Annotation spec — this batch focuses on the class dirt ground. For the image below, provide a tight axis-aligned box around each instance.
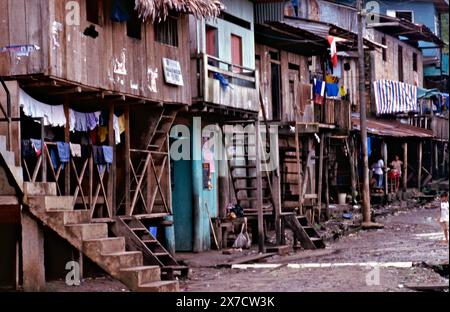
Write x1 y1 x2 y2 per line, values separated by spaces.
43 205 448 292
180 205 449 292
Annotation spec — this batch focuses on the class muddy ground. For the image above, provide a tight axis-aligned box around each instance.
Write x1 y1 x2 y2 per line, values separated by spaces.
43 204 449 292
180 205 449 292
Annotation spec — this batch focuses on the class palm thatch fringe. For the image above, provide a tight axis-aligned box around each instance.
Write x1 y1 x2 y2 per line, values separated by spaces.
135 0 224 22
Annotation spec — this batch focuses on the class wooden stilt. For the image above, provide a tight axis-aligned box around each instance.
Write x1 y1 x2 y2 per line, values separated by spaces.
255 122 265 253
418 141 423 191
64 98 70 196
317 133 324 223
124 107 131 216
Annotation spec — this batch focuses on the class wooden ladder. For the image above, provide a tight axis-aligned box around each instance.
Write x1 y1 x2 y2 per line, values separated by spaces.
282 213 325 250
224 125 274 217
118 107 178 216
112 216 189 280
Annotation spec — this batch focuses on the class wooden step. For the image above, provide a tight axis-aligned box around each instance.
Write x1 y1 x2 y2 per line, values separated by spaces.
27 196 74 212
84 237 126 255
24 182 57 196
137 280 179 292
101 251 143 271
66 223 108 240
47 210 91 225
119 266 161 287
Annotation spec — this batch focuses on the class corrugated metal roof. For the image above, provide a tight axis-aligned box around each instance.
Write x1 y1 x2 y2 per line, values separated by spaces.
351 117 433 138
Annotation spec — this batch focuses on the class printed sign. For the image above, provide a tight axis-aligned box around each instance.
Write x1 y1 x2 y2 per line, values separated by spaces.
162 58 184 86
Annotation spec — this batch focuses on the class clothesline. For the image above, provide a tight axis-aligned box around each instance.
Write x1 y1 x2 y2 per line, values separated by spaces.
19 87 124 145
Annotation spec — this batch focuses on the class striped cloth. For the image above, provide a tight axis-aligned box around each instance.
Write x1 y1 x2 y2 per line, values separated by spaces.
373 80 418 115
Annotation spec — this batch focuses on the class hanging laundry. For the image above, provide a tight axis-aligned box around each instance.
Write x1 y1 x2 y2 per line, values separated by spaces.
30 139 43 157
93 145 106 173
19 88 66 127
69 143 82 158
49 146 60 171
118 115 125 134
373 80 418 115
339 85 347 98
57 142 70 164
113 115 121 145
99 110 109 127
72 110 88 132
327 36 338 68
313 79 326 105
325 74 338 84
21 140 35 159
102 146 114 172
86 113 99 131
98 127 108 143
326 83 339 98
213 73 229 89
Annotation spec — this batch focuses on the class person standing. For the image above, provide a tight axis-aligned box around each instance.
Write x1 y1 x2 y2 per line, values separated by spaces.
438 192 449 244
372 155 384 190
390 155 403 192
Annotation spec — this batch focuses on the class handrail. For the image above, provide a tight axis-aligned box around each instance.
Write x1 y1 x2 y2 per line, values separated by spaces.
206 54 255 73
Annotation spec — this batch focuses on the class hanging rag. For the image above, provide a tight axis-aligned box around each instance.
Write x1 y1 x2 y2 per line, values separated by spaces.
19 88 65 127
57 142 70 164
21 140 35 158
339 85 347 98
327 35 338 68
98 126 108 143
86 113 99 131
99 110 109 127
102 145 114 172
92 145 106 173
118 115 125 134
213 72 229 89
373 79 418 115
326 83 339 98
113 115 121 145
73 111 88 132
69 143 82 158
49 146 60 171
313 79 326 105
30 139 43 157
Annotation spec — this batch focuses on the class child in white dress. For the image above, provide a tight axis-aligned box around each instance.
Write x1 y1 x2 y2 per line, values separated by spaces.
438 192 449 244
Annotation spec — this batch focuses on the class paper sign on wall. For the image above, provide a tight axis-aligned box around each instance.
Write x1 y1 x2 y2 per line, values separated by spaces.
162 58 184 86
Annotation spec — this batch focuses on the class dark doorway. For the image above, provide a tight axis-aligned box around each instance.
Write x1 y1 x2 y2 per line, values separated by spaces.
271 63 282 120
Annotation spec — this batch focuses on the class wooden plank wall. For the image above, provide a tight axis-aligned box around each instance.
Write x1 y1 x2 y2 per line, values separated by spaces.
0 0 191 105
255 43 310 122
0 0 49 77
369 29 424 88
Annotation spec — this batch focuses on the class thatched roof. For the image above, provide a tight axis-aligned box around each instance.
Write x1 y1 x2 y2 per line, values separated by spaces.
135 0 224 22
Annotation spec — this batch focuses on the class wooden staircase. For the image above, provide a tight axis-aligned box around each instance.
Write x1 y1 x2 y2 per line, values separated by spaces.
23 182 179 292
279 137 325 250
0 135 24 192
224 126 274 217
112 216 189 280
118 107 177 216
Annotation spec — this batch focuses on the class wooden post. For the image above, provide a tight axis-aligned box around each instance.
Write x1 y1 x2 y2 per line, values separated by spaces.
108 103 115 217
418 141 423 191
271 130 282 245
64 98 70 196
317 133 325 223
124 106 131 216
40 117 46 182
382 140 388 195
255 122 265 253
295 124 302 215
434 142 439 177
357 0 371 224
348 137 358 203
324 144 330 220
403 142 408 192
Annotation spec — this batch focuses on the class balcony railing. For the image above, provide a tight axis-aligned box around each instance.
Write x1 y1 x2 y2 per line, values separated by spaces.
197 54 259 112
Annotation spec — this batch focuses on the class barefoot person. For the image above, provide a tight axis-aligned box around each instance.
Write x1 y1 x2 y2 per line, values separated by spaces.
438 192 449 244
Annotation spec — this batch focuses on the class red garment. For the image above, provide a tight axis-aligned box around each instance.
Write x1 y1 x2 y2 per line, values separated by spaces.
327 35 338 68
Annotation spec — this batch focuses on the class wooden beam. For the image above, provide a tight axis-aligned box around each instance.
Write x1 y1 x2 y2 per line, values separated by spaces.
64 97 70 196
382 140 388 195
124 106 131 216
108 102 115 216
317 133 325 223
255 122 265 253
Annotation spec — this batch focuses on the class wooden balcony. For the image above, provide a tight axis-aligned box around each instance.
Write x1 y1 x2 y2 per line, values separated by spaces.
196 54 259 112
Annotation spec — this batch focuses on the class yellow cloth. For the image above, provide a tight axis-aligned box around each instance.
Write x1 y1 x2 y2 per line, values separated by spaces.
98 126 108 143
325 74 338 84
118 115 125 134
339 85 347 97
